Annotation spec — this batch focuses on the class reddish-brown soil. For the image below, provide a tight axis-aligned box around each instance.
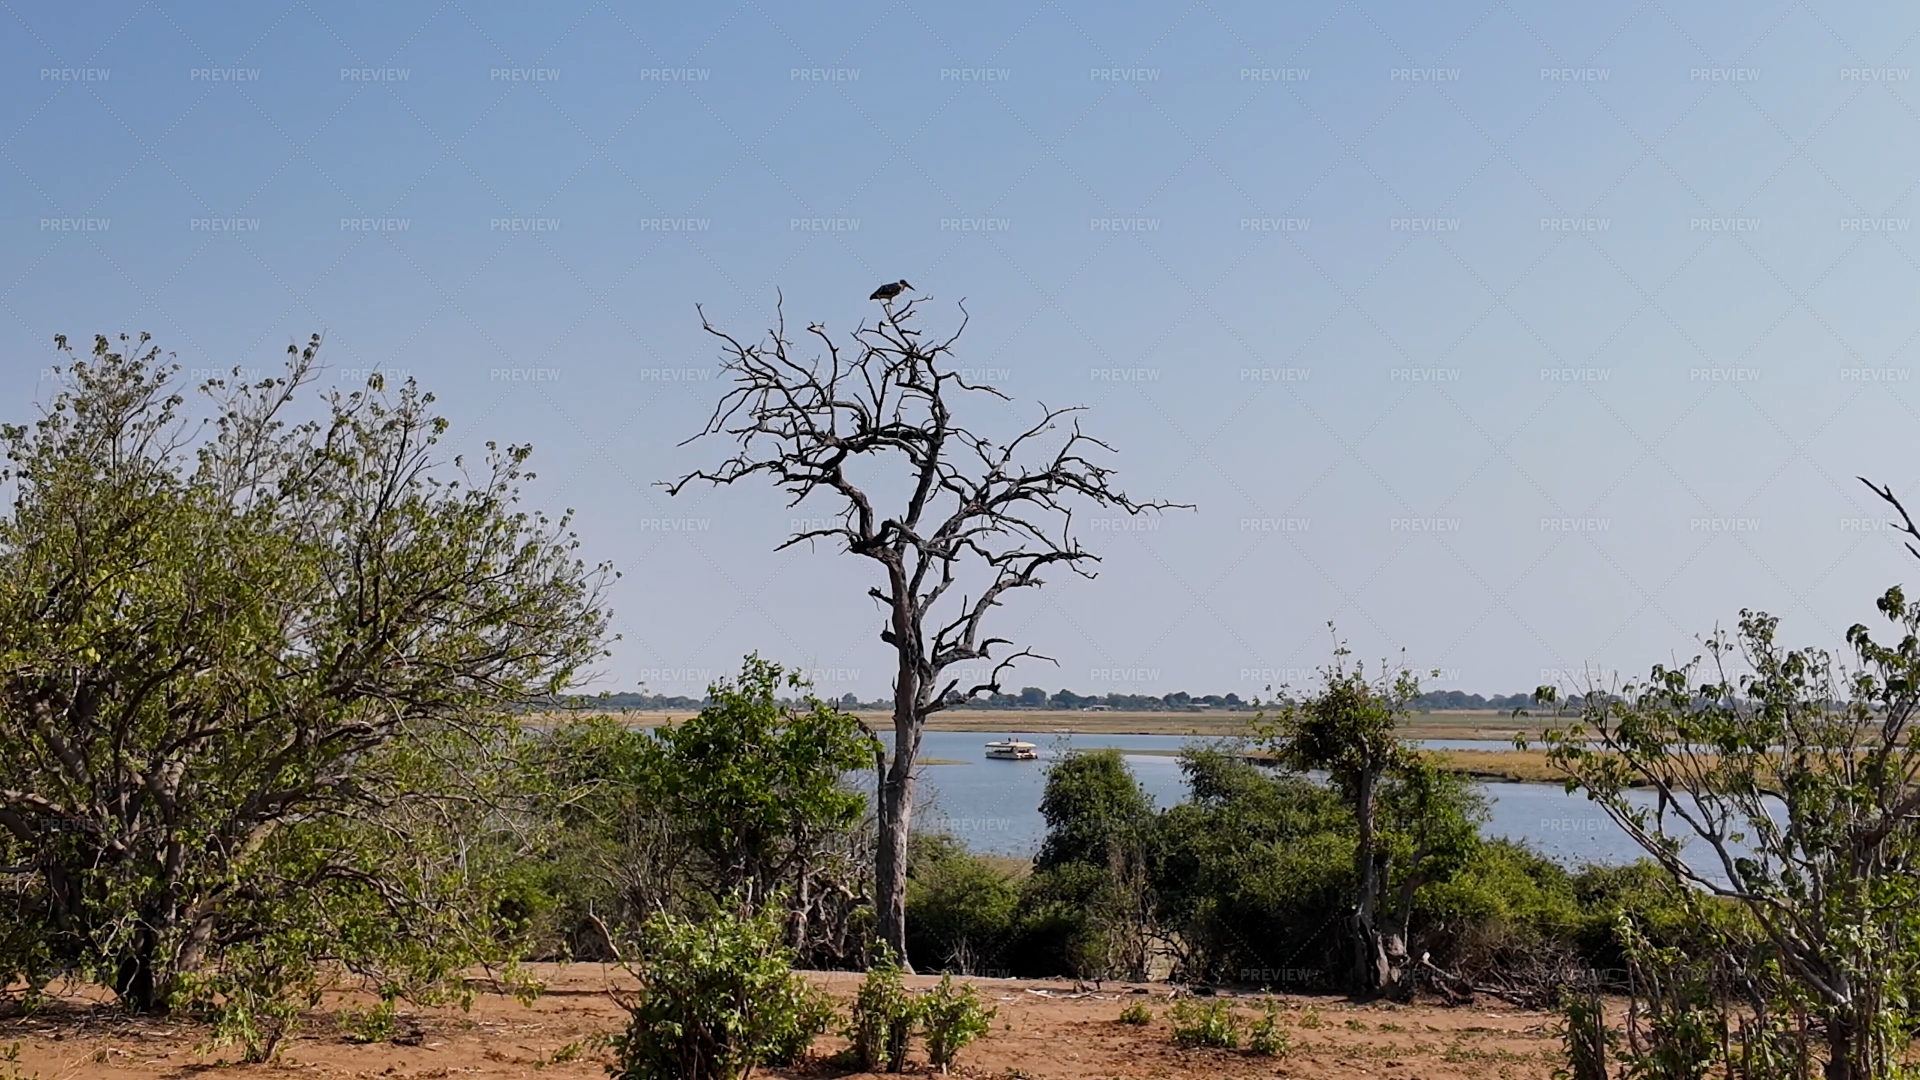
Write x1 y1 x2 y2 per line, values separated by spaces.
2 964 1572 1080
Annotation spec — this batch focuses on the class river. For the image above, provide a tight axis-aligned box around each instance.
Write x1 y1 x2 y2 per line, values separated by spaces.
896 731 1729 876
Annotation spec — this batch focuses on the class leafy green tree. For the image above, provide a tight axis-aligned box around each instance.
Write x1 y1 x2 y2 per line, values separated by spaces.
1377 756 1487 953
645 656 878 962
0 334 609 1013
1024 749 1159 979
1256 632 1424 993
521 716 667 959
1152 748 1354 984
1035 749 1155 872
1544 592 1920 1080
532 657 876 966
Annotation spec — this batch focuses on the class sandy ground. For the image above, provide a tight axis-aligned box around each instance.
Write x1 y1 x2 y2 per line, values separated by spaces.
2 964 1573 1080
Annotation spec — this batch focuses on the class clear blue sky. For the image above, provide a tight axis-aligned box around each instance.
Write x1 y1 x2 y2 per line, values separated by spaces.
6 0 1920 701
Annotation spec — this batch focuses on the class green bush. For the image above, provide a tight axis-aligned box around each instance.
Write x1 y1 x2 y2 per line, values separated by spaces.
2 1041 33 1080
1167 998 1240 1049
845 953 920 1073
0 883 52 1013
905 833 1021 974
1035 750 1156 871
179 936 323 1063
1008 863 1120 979
1117 1001 1153 1025
1555 987 1607 1080
533 660 879 970
1247 1000 1291 1057
1419 839 1577 928
1152 752 1354 983
1612 919 1723 1080
1011 750 1161 981
764 988 837 1068
339 998 399 1044
919 974 996 1070
610 904 828 1080
1567 859 1721 972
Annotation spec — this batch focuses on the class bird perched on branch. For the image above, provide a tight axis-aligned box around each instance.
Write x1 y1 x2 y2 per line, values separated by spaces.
869 279 913 302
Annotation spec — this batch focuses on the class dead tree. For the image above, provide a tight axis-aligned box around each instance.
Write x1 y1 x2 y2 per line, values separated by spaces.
666 292 1184 967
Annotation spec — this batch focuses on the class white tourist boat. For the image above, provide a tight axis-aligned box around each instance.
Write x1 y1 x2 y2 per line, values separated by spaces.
983 737 1038 761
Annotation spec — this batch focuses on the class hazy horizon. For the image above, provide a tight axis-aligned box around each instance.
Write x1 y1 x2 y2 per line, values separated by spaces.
8 0 1920 702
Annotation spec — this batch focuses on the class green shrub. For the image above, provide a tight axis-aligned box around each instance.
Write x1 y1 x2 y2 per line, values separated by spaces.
765 988 837 1068
1167 998 1240 1049
1614 920 1721 1080
1247 1001 1291 1057
1018 750 1160 981
340 997 398 1044
1117 1001 1153 1025
1036 750 1157 872
2 1041 35 1080
180 937 322 1064
0 899 52 1014
1555 988 1607 1080
529 661 879 969
919 974 996 1070
1009 864 1115 978
1417 840 1578 936
1151 753 1355 983
1567 859 1731 974
905 833 1021 974
610 904 829 1080
846 953 920 1073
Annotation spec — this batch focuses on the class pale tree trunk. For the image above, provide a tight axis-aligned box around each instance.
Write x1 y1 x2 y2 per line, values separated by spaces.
874 636 922 971
1351 767 1392 993
790 855 811 957
874 759 914 970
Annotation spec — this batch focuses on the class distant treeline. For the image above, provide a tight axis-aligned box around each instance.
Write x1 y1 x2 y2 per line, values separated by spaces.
535 686 1578 713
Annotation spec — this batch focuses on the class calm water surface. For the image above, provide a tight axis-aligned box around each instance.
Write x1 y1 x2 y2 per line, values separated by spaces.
892 730 1727 876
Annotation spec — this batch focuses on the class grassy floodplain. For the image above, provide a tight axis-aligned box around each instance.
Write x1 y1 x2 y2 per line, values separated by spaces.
541 707 1548 738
